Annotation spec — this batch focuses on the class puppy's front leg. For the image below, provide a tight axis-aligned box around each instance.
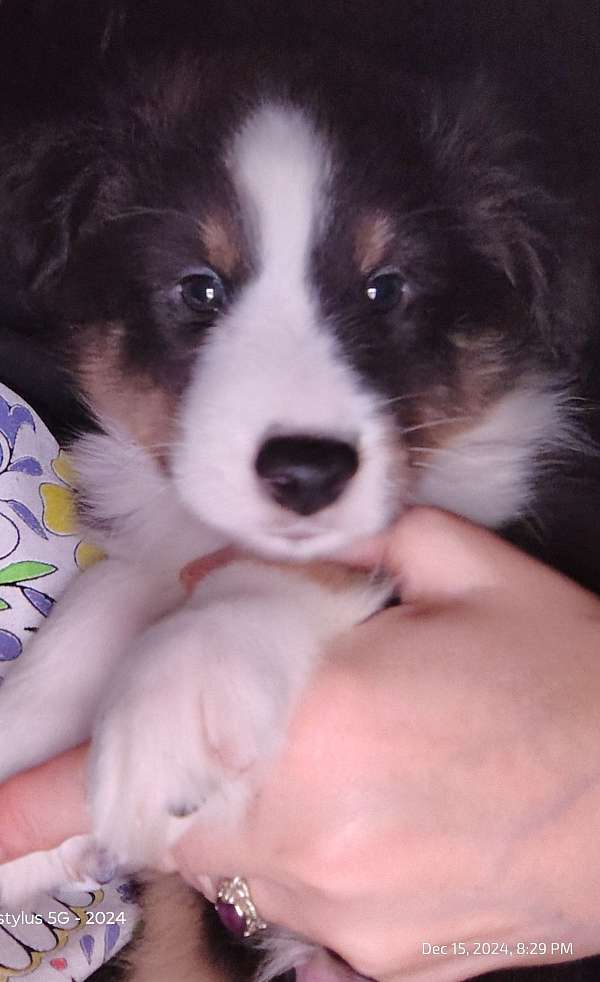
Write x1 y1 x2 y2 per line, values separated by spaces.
0 557 183 782
90 559 387 869
0 836 116 908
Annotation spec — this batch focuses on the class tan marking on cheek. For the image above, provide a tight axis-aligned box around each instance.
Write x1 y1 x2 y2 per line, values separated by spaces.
76 324 176 462
405 330 511 458
198 215 240 276
355 212 394 274
450 327 503 354
454 330 509 407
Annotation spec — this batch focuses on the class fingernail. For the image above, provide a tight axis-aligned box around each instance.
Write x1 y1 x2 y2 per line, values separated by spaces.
196 874 217 900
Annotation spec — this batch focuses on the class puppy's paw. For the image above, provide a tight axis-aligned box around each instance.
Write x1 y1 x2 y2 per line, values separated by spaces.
90 592 319 869
0 836 115 908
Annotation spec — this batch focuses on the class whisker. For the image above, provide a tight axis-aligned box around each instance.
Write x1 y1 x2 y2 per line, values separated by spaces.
401 415 472 436
400 202 452 222
409 444 477 459
107 206 188 223
408 447 465 457
376 391 428 410
519 512 546 546
563 397 600 417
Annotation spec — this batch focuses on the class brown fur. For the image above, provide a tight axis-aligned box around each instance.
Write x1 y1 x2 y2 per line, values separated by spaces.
77 327 176 459
404 327 515 458
354 212 394 274
199 215 242 278
125 876 226 982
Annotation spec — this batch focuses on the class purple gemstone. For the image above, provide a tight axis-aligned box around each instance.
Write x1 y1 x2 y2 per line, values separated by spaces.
216 901 245 937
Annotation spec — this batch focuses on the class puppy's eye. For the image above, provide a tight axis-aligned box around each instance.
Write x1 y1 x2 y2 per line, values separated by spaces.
365 271 409 312
180 270 226 315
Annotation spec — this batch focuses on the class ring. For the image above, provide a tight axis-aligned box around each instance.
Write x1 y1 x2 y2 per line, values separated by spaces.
215 875 267 938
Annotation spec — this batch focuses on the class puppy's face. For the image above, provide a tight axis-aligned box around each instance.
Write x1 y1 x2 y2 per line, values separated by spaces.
63 80 572 558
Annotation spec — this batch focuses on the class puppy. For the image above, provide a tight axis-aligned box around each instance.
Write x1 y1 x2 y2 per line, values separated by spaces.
0 46 599 982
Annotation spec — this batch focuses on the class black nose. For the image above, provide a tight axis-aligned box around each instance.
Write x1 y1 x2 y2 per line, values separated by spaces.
255 435 359 516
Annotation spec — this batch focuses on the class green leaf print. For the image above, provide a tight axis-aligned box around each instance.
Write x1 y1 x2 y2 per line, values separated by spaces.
0 561 57 585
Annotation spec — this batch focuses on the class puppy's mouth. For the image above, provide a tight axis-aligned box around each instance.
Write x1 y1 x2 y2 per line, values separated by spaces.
265 517 334 543
244 525 357 561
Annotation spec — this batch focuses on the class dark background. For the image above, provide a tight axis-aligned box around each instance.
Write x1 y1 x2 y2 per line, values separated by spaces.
1 0 599 436
0 0 598 153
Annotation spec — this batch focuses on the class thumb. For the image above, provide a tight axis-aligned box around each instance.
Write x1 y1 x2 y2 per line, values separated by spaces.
362 507 533 604
170 822 292 930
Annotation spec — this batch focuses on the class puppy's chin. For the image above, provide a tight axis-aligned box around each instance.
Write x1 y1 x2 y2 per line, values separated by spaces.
235 528 354 561
207 510 398 561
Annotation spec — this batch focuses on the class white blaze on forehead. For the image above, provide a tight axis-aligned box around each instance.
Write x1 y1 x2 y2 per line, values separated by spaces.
173 101 399 556
229 103 329 274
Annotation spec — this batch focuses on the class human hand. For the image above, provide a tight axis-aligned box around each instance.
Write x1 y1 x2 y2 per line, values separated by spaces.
172 508 600 982
3 509 600 982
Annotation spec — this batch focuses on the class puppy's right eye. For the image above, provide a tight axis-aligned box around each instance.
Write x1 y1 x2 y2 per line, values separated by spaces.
365 269 410 312
179 269 226 316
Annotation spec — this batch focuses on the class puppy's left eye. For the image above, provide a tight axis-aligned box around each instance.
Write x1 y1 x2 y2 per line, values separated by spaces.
179 269 226 315
365 270 409 312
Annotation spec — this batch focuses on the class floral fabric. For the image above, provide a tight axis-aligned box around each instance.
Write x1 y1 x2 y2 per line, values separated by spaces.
0 383 140 981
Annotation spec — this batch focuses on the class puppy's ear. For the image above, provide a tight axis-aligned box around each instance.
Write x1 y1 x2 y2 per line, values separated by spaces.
424 75 597 362
2 137 101 305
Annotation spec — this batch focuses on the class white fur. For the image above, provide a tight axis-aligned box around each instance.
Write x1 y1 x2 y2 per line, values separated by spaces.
0 836 115 907
90 561 387 869
0 559 184 784
229 103 330 272
414 383 576 526
174 104 403 558
256 931 318 982
70 422 227 566
0 546 385 905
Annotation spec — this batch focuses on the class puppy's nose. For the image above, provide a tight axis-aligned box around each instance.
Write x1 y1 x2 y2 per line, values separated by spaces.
255 435 359 516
